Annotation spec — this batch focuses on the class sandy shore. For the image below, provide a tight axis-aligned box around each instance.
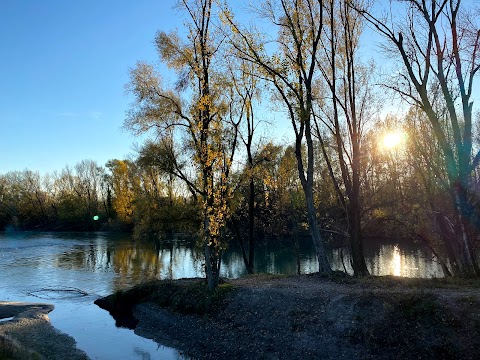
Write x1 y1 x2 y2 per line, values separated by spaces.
0 301 88 360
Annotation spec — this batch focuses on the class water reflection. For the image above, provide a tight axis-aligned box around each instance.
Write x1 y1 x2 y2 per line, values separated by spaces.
0 232 444 359
355 244 440 277
392 245 402 276
0 232 189 360
48 234 444 284
0 232 444 298
51 237 201 292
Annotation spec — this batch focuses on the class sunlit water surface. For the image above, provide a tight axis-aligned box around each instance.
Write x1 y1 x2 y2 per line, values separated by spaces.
0 231 444 359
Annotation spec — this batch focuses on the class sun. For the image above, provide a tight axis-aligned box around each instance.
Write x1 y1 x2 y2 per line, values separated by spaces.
381 130 406 150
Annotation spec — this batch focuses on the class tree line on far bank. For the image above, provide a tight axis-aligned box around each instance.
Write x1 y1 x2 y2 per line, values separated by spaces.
1 107 478 278
2 0 480 288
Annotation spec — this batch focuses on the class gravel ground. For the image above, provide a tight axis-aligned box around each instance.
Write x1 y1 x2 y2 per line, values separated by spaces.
3 275 480 360
128 275 480 360
0 302 88 360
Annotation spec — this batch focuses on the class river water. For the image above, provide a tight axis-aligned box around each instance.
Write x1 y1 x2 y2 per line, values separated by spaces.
0 231 444 359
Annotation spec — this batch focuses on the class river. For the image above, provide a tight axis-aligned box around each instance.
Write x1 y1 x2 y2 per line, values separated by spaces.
0 231 444 359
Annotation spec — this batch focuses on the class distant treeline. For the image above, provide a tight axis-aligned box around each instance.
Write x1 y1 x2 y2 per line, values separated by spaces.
2 124 477 269
0 158 198 235
2 139 396 239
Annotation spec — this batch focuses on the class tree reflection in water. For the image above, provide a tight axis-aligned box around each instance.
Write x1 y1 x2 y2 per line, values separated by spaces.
53 233 444 292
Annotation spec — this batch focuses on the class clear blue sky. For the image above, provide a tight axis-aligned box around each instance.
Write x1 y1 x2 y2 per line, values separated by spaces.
3 1 458 175
0 0 181 174
0 0 397 176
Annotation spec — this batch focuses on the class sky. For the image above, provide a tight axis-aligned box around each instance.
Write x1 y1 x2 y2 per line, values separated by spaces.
0 0 379 176
0 0 183 174
3 1 475 175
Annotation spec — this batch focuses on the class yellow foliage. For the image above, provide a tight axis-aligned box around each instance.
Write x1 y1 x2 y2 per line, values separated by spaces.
373 209 387 219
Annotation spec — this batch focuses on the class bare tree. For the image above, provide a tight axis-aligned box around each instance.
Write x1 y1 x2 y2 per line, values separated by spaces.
314 0 374 276
353 0 480 276
223 0 332 273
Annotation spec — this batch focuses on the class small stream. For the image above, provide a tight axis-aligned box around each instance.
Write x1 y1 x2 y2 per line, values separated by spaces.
0 231 444 359
0 232 188 359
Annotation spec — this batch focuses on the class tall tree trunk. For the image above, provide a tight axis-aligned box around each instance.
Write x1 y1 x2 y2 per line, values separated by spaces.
231 217 252 274
296 105 332 273
302 173 332 273
453 185 479 276
348 199 369 276
247 176 255 274
204 236 221 291
349 130 369 276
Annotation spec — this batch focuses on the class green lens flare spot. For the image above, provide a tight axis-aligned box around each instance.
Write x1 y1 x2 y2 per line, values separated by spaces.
93 215 99 221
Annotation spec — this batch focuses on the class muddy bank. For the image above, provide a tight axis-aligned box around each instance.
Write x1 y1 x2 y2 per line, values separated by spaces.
97 274 480 360
0 302 88 360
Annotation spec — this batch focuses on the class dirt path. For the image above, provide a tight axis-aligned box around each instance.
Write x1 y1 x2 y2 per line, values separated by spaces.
130 275 480 360
0 302 88 360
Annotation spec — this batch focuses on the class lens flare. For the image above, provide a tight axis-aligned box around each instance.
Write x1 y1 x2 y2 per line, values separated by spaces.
382 130 405 150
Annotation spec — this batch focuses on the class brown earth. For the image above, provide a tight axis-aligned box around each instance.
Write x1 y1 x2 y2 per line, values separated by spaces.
120 274 480 360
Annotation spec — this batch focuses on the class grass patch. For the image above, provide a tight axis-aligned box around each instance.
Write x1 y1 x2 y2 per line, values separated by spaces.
149 280 236 315
97 279 236 318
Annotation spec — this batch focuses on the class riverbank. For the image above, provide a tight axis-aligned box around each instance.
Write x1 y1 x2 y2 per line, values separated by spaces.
97 274 480 360
0 302 88 360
